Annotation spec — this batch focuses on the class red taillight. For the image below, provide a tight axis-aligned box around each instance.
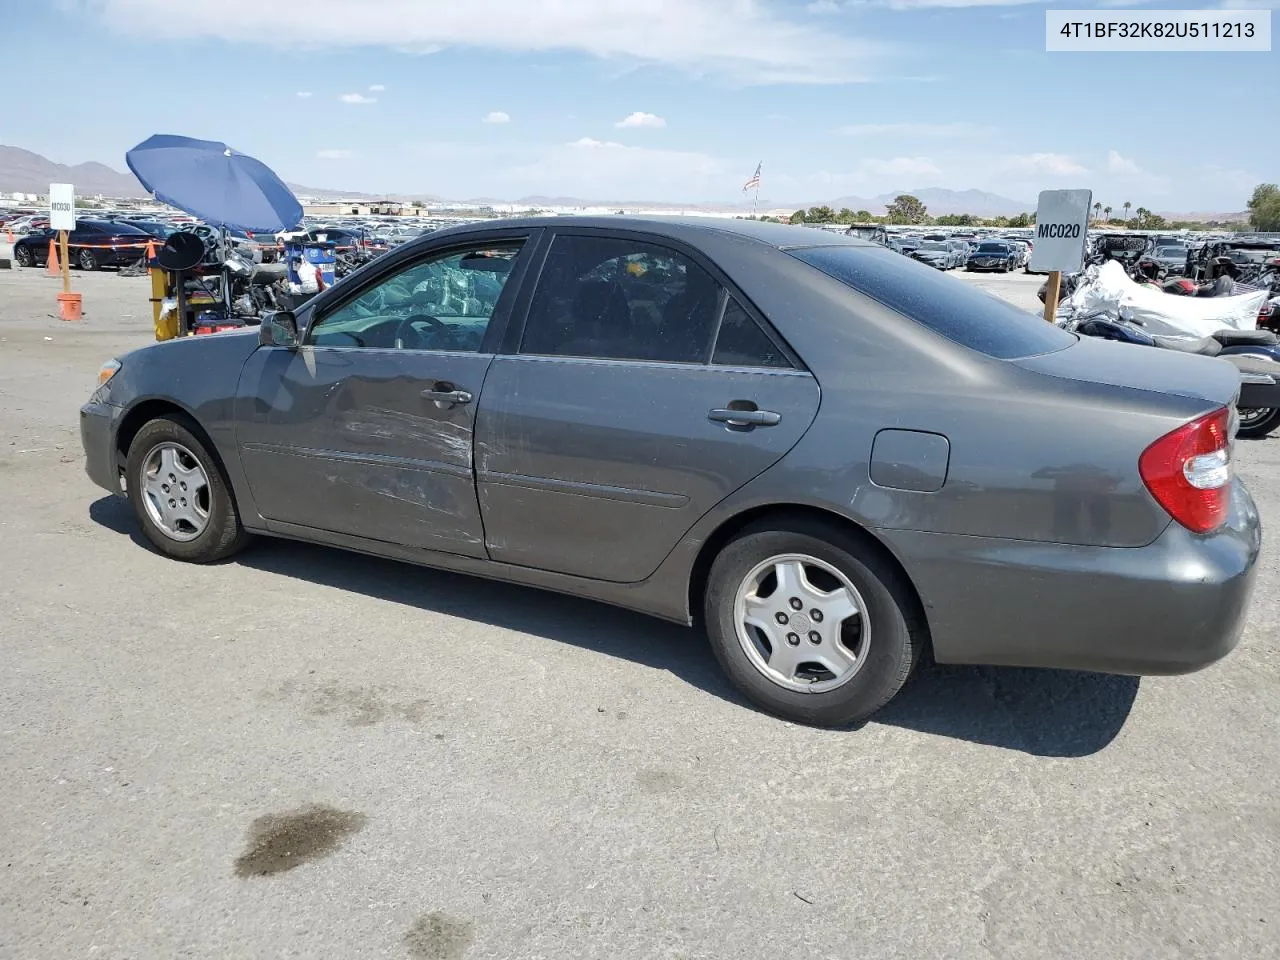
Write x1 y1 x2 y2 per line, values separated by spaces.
1139 407 1232 534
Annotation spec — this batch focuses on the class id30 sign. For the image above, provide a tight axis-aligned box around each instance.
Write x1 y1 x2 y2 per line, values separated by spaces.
1029 189 1092 273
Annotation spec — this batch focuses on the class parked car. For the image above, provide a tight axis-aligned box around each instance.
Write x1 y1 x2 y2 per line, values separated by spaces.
966 241 1018 272
1145 245 1191 278
80 217 1259 727
910 240 961 270
13 220 154 269
119 219 176 240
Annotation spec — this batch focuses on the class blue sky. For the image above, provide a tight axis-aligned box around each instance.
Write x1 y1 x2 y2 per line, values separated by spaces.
4 0 1275 211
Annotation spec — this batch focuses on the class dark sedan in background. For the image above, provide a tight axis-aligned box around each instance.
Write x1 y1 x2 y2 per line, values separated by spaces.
965 240 1018 272
80 217 1259 727
12 220 154 270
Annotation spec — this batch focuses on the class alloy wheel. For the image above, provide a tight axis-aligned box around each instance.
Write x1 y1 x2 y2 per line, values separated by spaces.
733 553 870 694
139 441 211 541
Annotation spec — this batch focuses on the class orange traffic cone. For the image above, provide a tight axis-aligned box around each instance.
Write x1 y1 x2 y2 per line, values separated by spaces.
46 238 60 276
4 228 14 242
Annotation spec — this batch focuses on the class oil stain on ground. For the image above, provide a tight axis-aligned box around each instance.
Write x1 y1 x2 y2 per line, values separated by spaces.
261 680 430 727
234 804 368 878
404 913 474 960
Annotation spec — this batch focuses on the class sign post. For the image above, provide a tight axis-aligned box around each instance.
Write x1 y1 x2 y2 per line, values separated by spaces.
1029 188 1091 323
49 183 76 295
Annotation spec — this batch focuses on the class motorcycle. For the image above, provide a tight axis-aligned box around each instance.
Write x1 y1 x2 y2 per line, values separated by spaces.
1063 313 1280 439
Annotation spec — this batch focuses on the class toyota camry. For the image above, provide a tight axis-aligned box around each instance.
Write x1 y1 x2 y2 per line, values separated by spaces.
80 217 1261 726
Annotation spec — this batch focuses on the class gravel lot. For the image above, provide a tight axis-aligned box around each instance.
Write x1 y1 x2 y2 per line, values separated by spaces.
1 256 1277 960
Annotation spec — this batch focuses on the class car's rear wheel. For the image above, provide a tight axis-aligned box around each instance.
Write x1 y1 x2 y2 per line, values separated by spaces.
703 522 924 727
125 416 250 562
13 244 34 267
77 248 98 271
1237 407 1280 439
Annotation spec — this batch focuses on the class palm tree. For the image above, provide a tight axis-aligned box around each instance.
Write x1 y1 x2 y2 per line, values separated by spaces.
1135 206 1149 229
1103 205 1112 222
1093 201 1101 223
1123 201 1131 224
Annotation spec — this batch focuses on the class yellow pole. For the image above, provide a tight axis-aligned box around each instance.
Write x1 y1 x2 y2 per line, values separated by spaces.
1042 270 1062 323
59 230 70 293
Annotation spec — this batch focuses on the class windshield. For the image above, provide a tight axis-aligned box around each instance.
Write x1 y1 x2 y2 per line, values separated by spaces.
791 245 1075 359
919 242 948 251
1156 247 1185 258
976 243 1008 253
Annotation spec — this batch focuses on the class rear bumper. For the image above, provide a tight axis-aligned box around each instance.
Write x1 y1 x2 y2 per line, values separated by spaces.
80 400 123 494
877 479 1261 675
1235 368 1280 409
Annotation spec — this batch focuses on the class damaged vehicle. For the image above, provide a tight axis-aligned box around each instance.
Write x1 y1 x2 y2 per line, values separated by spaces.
81 218 1260 727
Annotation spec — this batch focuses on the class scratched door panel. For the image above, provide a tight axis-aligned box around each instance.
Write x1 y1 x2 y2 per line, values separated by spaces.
235 346 491 556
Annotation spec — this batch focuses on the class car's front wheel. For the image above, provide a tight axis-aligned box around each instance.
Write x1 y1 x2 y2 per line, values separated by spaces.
13 244 34 267
703 522 924 727
77 248 98 270
125 416 250 562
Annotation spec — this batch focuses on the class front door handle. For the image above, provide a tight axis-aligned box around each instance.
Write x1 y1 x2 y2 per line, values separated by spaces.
421 385 473 405
708 407 781 427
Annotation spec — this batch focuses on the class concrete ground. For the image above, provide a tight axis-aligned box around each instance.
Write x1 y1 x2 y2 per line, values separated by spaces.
1 257 1276 960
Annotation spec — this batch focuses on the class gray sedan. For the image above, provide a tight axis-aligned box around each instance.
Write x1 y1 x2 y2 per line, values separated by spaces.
80 217 1260 727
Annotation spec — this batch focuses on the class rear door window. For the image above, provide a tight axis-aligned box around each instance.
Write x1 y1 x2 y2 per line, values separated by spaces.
520 234 721 364
791 245 1074 359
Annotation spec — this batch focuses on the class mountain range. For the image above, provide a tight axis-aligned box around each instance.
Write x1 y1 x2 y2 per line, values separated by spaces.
0 146 1249 222
0 146 374 202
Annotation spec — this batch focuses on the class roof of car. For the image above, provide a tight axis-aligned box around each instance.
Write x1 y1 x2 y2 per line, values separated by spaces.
433 215 876 250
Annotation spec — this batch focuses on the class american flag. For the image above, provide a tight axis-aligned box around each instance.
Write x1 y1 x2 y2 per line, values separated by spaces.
742 162 761 193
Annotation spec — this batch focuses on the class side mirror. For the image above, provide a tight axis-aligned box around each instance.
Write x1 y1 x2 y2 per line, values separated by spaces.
259 310 299 348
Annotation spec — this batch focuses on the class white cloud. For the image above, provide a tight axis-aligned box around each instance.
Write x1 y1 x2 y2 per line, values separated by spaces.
1003 153 1088 177
339 92 377 104
836 121 992 137
482 111 511 124
615 111 666 129
1107 149 1143 175
368 83 386 91
317 149 354 160
84 0 889 84
296 90 312 98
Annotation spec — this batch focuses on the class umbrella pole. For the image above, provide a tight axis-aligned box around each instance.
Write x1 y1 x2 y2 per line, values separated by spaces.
220 226 233 315
175 270 189 336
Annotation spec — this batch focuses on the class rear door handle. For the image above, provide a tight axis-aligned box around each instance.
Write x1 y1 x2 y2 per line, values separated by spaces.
708 408 781 427
421 386 473 405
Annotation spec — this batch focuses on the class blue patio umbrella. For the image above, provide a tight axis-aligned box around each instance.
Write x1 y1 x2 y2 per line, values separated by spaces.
125 134 303 233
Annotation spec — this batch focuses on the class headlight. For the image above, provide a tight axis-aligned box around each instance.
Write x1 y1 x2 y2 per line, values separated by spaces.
97 358 121 387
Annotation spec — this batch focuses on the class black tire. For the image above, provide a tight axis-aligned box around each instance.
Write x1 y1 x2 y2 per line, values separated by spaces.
77 248 98 271
1237 407 1280 440
125 415 250 562
703 520 925 727
13 244 34 267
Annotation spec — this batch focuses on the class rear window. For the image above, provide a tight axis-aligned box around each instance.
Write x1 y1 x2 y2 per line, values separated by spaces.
790 245 1075 360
